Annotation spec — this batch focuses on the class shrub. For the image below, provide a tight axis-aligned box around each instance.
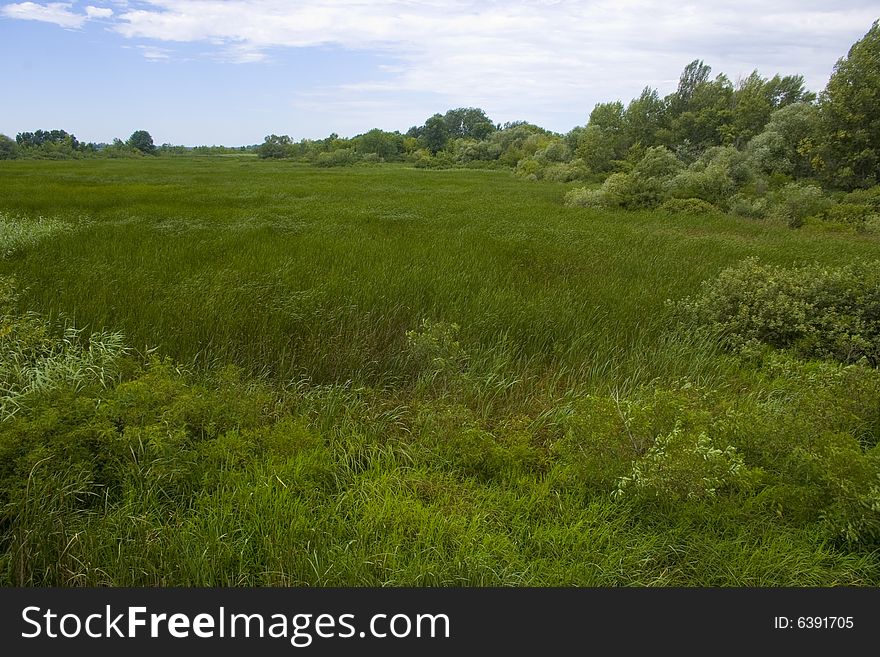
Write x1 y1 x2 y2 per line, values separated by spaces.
514 158 541 179
601 172 666 209
675 257 880 364
659 198 720 216
613 423 748 500
563 187 608 209
769 182 833 228
0 134 18 160
543 160 590 182
314 148 359 167
666 167 736 207
405 319 469 378
819 203 876 227
631 146 682 179
728 193 770 220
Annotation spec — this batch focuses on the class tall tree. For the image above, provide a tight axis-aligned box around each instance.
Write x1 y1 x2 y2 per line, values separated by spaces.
127 130 156 155
0 134 17 159
422 114 450 154
442 108 496 140
818 20 880 189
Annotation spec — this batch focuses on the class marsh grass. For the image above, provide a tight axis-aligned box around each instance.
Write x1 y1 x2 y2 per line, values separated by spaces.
0 157 879 586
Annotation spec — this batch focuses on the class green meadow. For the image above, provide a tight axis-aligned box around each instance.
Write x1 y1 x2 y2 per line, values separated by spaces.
1 157 879 585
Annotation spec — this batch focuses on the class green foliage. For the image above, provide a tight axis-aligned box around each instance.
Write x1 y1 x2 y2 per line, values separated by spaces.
0 134 17 160
675 257 880 364
574 124 618 174
422 114 450 154
818 20 880 189
614 423 748 500
563 186 607 208
659 198 720 216
769 182 832 227
442 108 496 140
127 130 156 155
314 148 359 167
256 134 294 159
405 319 468 378
746 103 821 178
353 129 404 161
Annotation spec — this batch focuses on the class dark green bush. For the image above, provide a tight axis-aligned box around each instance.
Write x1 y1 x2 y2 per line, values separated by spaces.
659 197 720 216
675 257 880 365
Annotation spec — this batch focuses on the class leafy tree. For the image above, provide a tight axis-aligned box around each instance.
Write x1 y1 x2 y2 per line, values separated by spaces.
574 125 618 174
727 72 814 148
354 128 404 160
818 20 880 189
746 103 820 178
0 134 17 159
622 87 669 148
127 130 156 155
422 114 450 154
668 60 712 116
442 108 496 140
256 134 293 159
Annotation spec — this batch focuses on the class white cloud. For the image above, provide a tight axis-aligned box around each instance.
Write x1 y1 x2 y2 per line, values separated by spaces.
85 5 112 19
2 1 877 130
104 1 879 112
137 44 169 60
1 2 86 28
1 2 114 27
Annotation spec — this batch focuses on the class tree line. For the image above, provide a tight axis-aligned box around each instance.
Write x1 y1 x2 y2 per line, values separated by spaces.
0 129 255 160
2 20 877 197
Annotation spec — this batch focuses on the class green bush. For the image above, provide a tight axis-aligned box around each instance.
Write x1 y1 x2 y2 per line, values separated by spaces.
613 422 748 500
659 198 720 216
819 203 876 227
314 148 359 167
728 193 771 220
769 182 833 228
675 257 880 364
563 186 608 209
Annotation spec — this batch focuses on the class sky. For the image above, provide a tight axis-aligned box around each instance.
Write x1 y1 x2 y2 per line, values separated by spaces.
0 1 877 146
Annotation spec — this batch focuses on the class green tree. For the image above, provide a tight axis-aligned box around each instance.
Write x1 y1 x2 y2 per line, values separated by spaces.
422 114 450 154
818 20 880 189
442 108 496 140
354 128 404 160
746 103 820 178
622 87 669 149
127 130 156 155
256 134 293 159
0 134 18 160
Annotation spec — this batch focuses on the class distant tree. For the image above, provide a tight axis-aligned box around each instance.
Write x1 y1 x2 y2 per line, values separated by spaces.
818 20 880 189
0 134 17 159
622 87 669 149
256 134 293 159
127 130 156 155
746 102 820 178
422 114 450 154
16 129 79 149
668 60 713 116
574 124 618 174
354 128 404 160
442 107 496 140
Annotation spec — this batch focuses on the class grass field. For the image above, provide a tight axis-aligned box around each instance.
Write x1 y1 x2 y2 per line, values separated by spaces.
1 157 879 585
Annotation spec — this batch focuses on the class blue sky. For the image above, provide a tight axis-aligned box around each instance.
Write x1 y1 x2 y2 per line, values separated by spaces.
1 1 877 146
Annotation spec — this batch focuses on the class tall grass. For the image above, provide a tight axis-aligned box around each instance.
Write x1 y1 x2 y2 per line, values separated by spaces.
0 157 879 586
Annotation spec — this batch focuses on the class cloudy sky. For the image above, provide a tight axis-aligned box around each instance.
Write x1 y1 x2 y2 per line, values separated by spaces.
0 1 876 145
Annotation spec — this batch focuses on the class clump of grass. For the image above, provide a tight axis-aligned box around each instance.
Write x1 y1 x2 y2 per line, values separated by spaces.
0 277 128 420
0 211 81 258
